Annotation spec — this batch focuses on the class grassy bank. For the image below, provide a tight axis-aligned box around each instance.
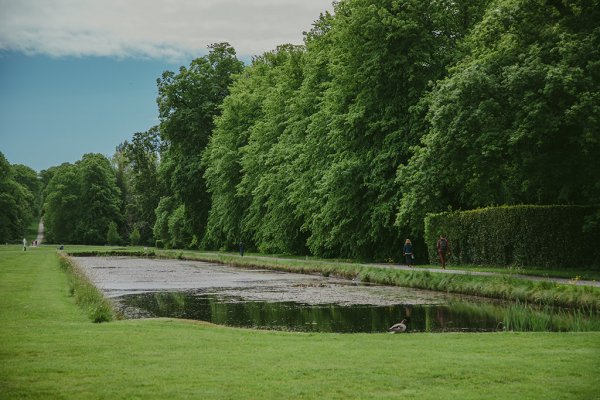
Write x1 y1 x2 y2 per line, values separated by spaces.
57 252 114 322
1 245 599 399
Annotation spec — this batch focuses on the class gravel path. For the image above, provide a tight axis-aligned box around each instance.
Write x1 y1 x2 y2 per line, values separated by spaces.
199 252 600 288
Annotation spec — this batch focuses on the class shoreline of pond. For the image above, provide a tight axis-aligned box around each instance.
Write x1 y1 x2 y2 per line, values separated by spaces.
66 253 600 332
66 249 600 310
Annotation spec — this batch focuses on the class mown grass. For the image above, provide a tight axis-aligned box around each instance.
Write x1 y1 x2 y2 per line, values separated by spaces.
64 246 600 310
1 245 600 399
57 252 115 322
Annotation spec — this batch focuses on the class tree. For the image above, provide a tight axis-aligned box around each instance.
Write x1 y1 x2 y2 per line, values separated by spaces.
122 126 162 245
397 0 600 237
235 45 308 254
298 0 486 259
43 163 80 243
0 152 32 242
12 164 41 218
75 154 122 244
157 43 244 247
106 221 122 245
129 227 141 246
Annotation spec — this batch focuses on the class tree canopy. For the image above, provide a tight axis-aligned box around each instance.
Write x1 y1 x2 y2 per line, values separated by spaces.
32 0 600 260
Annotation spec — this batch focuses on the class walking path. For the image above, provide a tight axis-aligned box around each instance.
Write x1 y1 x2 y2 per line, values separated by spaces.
370 263 600 288
35 218 44 245
199 252 600 288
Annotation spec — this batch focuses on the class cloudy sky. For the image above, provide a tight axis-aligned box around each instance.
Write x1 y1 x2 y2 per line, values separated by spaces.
0 0 334 171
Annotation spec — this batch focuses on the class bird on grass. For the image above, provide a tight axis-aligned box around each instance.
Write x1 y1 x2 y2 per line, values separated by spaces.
389 319 408 333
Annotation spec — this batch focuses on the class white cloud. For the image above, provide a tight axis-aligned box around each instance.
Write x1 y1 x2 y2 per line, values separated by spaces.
0 0 334 59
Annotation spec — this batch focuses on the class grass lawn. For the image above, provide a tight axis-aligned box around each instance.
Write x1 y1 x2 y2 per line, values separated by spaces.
1 245 599 399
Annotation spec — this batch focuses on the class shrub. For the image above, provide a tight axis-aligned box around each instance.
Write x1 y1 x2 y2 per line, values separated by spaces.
155 240 164 249
129 228 141 246
106 221 122 245
424 205 600 269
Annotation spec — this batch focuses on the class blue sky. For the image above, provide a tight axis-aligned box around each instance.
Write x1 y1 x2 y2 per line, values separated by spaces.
0 0 333 172
0 52 181 171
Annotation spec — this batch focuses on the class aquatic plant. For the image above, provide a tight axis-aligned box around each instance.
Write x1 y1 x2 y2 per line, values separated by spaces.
503 301 600 332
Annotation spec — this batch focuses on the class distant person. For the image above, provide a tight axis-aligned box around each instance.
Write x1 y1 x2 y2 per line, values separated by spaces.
437 235 450 269
403 239 414 267
22 238 27 251
239 241 244 257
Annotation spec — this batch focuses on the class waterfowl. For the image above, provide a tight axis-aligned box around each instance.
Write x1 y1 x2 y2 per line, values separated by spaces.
389 319 408 333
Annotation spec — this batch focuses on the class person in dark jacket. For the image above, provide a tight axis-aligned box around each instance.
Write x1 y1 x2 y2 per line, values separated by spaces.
403 239 414 267
239 241 244 257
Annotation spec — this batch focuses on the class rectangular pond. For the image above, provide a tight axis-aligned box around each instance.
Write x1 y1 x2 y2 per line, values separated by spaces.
74 256 600 333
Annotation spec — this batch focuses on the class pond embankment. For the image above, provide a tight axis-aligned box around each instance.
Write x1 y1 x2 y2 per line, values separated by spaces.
68 254 600 332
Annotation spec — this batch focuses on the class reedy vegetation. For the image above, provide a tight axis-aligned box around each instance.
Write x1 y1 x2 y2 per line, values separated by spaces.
36 0 600 265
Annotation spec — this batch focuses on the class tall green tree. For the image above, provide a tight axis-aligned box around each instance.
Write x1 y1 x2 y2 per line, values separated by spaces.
11 164 41 218
43 154 122 244
157 43 244 247
75 154 122 244
202 57 271 250
397 0 600 237
300 0 486 259
43 163 80 243
236 45 308 254
122 126 162 245
0 152 32 242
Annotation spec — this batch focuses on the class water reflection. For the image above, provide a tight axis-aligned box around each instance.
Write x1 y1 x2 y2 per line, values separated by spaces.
116 291 512 333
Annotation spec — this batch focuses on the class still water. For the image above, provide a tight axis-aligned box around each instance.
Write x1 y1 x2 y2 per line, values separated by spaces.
75 256 598 333
116 291 511 333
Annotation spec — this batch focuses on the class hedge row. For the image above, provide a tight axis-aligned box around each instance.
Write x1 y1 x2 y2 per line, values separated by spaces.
424 205 600 269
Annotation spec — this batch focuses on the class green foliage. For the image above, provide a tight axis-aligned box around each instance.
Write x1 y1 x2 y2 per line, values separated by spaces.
0 152 36 242
167 204 193 249
397 0 600 236
121 126 162 245
425 205 600 269
157 43 244 244
106 221 122 245
129 227 141 246
43 154 122 245
76 154 122 244
202 1 486 259
301 0 486 260
11 163 41 218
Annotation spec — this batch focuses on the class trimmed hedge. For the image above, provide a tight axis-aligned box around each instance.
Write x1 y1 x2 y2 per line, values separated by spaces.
424 205 600 269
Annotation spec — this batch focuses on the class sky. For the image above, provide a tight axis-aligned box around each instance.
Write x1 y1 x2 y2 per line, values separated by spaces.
0 0 334 172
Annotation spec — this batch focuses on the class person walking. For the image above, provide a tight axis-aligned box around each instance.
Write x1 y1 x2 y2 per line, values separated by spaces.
239 241 244 257
403 239 414 267
437 235 450 269
22 237 27 251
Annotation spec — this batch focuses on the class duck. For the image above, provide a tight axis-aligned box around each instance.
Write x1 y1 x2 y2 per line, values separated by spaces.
389 319 408 333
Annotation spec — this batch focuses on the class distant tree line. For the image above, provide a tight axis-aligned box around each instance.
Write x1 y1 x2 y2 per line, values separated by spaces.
35 0 599 260
0 152 40 243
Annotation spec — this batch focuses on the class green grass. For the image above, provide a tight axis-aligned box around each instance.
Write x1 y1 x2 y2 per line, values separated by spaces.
57 253 115 322
1 245 600 399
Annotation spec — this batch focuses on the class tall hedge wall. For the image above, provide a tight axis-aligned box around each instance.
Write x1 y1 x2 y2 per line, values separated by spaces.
424 205 600 269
